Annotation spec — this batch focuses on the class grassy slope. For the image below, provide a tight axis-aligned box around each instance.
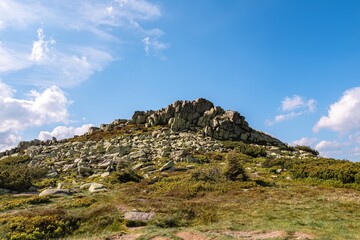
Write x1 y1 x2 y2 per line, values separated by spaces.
1 132 360 239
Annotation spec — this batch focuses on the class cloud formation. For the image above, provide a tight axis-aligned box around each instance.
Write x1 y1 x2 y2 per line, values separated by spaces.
314 87 360 133
0 82 70 150
266 95 316 125
0 0 166 87
291 137 317 147
38 124 93 141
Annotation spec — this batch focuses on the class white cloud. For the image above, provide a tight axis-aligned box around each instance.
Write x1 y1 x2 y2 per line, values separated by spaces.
0 83 70 150
38 124 93 141
266 95 316 125
0 131 21 152
142 37 150 55
291 137 317 146
29 28 56 63
314 87 360 133
0 0 166 87
314 140 347 158
0 0 42 29
0 44 31 73
315 140 343 151
281 95 316 112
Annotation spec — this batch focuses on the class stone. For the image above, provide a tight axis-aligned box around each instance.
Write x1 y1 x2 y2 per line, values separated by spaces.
124 211 156 222
78 166 93 175
39 188 71 197
89 183 107 193
160 160 175 171
0 188 11 195
101 172 110 177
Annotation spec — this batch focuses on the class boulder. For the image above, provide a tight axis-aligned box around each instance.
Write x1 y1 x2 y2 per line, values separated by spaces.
39 188 71 197
160 160 175 171
124 211 156 222
89 183 107 193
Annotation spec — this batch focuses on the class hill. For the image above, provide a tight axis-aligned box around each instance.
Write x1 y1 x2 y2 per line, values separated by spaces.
0 98 360 239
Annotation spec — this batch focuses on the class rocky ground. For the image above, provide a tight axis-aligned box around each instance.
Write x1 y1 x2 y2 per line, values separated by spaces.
3 98 351 240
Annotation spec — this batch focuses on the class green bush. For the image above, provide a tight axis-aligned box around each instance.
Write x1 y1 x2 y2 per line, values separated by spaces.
114 169 143 183
4 212 79 239
0 156 47 192
295 145 319 156
191 165 222 182
223 141 267 157
263 157 360 186
224 152 247 181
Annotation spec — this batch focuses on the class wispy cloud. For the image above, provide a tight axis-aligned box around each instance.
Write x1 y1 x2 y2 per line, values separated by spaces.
291 137 317 147
266 95 316 125
0 0 166 87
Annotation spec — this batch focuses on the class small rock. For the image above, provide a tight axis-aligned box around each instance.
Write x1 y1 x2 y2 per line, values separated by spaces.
124 211 156 222
89 183 107 193
101 172 110 177
39 188 71 197
159 160 174 171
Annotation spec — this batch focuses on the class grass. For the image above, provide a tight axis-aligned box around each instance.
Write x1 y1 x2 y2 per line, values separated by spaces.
2 134 360 239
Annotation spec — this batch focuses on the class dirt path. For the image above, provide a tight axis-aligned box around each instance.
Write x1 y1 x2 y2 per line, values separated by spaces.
212 230 314 239
176 231 211 240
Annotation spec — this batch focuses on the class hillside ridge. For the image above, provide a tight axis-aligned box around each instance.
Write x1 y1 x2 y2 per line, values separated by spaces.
0 98 286 158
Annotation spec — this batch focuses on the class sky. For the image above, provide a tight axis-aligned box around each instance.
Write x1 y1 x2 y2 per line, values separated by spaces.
1 0 360 161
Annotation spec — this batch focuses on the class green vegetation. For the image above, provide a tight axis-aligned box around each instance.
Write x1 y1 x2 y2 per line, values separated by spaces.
223 141 267 157
263 157 360 187
0 156 47 192
2 137 360 239
1 209 79 240
294 145 320 156
224 152 247 181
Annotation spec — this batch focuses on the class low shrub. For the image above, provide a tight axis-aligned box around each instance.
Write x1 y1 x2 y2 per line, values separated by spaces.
114 169 143 183
0 156 47 192
4 211 79 239
224 152 247 181
295 145 319 156
223 141 267 157
191 165 222 182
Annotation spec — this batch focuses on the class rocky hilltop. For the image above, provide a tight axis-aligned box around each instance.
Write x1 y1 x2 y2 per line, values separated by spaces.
0 98 328 240
97 98 285 147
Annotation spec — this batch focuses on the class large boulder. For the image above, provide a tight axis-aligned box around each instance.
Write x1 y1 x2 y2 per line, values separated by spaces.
39 188 71 197
130 98 286 147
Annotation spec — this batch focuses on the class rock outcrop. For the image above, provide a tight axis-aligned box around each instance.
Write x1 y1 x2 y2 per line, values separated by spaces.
131 98 285 147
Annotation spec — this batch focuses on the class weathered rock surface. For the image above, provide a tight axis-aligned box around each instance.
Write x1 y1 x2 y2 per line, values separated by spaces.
124 211 156 222
131 98 285 147
39 188 71 197
2 99 311 182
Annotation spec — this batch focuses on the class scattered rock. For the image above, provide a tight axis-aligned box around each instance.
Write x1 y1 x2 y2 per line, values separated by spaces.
159 160 175 171
39 188 71 197
124 211 156 222
89 183 107 193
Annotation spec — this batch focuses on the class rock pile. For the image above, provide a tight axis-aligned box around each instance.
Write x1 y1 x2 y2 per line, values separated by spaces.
131 98 285 147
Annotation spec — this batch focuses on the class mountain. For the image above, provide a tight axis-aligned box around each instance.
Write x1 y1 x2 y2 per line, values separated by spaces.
1 98 360 239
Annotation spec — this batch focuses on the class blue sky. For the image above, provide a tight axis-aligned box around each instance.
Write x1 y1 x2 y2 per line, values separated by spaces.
1 0 360 160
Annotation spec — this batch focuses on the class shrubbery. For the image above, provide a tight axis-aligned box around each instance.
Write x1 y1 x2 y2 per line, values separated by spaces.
294 145 319 156
263 157 360 185
223 141 267 157
0 156 47 192
191 165 222 182
3 210 79 239
114 169 143 183
224 152 247 181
